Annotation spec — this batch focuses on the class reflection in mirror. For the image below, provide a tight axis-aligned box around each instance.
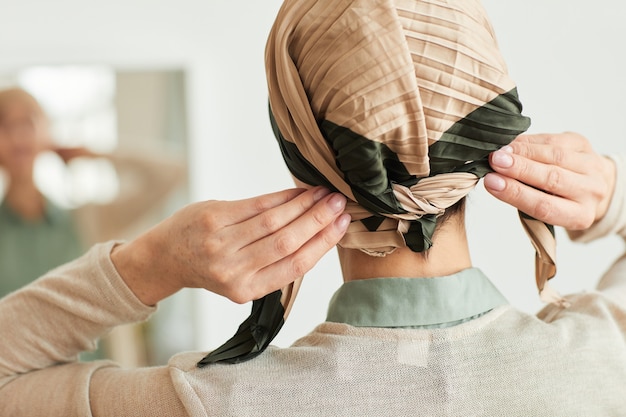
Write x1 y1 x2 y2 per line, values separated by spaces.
0 66 192 366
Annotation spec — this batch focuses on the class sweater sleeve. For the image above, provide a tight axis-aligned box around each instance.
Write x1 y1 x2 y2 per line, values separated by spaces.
567 154 626 243
567 154 626 304
0 241 183 416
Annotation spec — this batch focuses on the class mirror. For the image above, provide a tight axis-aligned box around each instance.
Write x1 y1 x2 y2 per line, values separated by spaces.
0 66 191 365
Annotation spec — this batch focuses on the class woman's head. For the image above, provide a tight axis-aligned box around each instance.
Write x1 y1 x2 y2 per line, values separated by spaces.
0 88 49 180
267 0 530 256
198 0 549 366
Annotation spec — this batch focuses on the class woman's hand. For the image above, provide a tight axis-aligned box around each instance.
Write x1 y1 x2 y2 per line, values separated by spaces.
51 146 97 163
484 132 616 230
111 187 350 306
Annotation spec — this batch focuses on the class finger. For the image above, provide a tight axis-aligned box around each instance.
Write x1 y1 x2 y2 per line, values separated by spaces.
504 142 595 175
195 188 333 274
484 173 591 228
229 187 333 247
489 148 592 197
246 213 351 300
219 187 316 226
512 132 590 152
238 193 347 273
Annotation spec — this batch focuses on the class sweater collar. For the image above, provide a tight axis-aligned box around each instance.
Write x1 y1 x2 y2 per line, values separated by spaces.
326 268 507 328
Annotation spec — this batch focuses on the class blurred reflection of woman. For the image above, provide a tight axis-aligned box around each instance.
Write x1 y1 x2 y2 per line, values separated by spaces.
0 87 185 297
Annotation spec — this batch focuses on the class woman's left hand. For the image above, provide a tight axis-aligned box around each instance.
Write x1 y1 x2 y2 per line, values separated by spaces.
484 132 616 230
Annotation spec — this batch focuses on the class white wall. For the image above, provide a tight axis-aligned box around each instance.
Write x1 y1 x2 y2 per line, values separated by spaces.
476 0 626 312
2 1 624 351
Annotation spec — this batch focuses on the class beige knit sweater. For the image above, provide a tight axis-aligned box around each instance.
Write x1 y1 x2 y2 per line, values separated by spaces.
1 155 625 417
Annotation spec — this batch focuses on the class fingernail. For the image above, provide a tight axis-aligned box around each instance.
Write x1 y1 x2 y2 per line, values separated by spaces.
313 187 331 201
335 213 351 231
328 193 347 213
484 173 506 191
492 149 513 168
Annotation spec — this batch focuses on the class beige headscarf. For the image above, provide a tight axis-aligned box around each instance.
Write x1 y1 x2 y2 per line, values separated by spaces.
198 0 565 367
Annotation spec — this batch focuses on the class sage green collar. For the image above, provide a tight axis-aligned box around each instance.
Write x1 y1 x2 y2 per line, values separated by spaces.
326 268 507 329
0 198 62 225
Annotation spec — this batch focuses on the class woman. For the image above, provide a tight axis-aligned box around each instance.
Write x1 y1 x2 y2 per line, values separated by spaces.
1 1 625 416
0 88 82 293
0 87 185 297
0 87 186 365
0 138 621 416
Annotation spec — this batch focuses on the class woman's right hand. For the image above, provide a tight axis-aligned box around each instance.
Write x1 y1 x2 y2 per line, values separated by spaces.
484 132 616 230
51 146 97 163
111 187 350 306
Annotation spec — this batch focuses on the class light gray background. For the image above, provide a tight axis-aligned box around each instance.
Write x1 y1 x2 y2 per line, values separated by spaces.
1 1 624 350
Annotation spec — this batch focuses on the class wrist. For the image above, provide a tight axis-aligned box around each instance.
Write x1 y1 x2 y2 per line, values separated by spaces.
596 156 617 223
568 154 624 243
110 228 179 306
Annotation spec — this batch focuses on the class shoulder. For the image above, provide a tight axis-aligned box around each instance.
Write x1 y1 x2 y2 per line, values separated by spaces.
536 291 626 339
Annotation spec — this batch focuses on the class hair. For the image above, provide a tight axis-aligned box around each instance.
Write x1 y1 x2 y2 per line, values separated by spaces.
438 197 466 225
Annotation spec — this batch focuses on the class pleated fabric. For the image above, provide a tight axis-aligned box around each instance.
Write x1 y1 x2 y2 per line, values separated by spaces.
267 0 531 254
198 0 565 367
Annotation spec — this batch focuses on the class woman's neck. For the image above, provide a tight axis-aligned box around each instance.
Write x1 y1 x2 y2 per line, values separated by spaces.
338 214 471 281
4 178 45 221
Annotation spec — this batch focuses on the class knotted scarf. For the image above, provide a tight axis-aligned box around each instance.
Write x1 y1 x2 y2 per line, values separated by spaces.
198 0 566 367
